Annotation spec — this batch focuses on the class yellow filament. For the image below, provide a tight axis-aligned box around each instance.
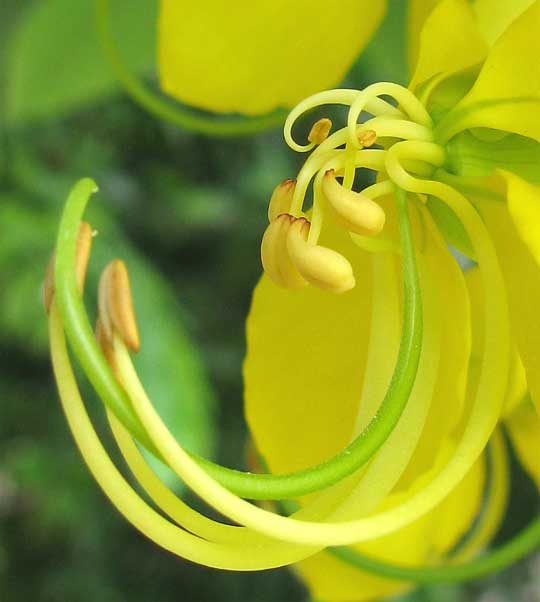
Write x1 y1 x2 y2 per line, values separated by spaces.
347 83 433 149
49 302 321 569
284 89 403 152
333 238 442 518
451 428 509 562
291 150 386 216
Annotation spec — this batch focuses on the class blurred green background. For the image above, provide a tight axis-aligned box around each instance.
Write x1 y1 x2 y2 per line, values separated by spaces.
0 1 538 600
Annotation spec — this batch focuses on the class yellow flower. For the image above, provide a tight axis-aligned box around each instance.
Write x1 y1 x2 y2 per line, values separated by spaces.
243 0 540 598
157 0 387 115
45 1 540 601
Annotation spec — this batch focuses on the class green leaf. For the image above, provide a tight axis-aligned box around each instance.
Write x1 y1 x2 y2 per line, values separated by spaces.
0 196 216 483
4 0 157 125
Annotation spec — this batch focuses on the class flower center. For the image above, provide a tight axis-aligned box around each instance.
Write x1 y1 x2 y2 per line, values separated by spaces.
261 83 447 293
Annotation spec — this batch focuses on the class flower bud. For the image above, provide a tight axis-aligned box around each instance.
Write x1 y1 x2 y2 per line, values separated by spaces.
286 218 355 293
261 214 308 289
268 179 296 222
322 170 385 236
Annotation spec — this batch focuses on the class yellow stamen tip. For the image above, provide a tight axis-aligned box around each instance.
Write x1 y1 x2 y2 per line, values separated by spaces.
286 218 355 294
268 178 296 222
357 129 377 148
261 214 308 289
308 118 332 145
43 221 94 314
322 170 385 236
98 259 140 352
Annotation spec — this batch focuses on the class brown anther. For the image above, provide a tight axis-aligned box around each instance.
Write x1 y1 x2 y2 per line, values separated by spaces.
308 118 332 145
286 217 355 294
261 213 308 289
43 221 94 314
98 259 140 352
95 316 117 371
268 178 296 222
357 129 377 148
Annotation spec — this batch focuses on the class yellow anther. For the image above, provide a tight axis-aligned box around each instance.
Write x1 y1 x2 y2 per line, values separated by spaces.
98 259 140 352
308 118 332 145
267 178 296 222
286 217 355 294
261 214 308 289
357 129 377 148
322 170 386 236
43 221 93 314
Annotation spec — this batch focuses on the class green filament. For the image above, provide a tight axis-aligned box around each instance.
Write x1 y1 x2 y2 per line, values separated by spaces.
329 520 540 584
53 178 422 500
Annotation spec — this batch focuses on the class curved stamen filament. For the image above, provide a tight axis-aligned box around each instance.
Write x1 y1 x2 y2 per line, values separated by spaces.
347 82 433 149
291 149 386 216
284 88 404 152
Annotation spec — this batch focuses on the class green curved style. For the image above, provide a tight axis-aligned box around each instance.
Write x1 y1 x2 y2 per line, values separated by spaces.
54 178 422 500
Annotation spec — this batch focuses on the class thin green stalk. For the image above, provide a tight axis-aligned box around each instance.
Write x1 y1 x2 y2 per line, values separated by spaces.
95 0 286 136
329 519 540 584
54 179 422 500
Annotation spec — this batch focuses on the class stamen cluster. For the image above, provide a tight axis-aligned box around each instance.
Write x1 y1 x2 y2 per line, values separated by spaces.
261 83 442 293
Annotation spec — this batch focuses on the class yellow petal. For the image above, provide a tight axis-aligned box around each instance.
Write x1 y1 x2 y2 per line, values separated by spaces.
158 0 387 116
296 455 485 602
407 0 439 75
506 399 540 485
399 205 471 482
244 219 373 474
502 171 540 267
410 0 488 92
473 0 536 46
474 187 540 418
437 1 540 141
465 265 527 417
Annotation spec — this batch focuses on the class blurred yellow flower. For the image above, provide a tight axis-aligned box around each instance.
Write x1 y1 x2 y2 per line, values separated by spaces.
244 0 540 598
157 0 387 115
46 2 540 601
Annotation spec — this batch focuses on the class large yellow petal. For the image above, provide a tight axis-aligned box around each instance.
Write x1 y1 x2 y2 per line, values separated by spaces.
437 1 540 141
243 219 373 474
398 204 470 483
474 188 540 417
158 0 386 116
502 170 540 267
409 0 487 92
506 399 540 485
465 266 527 418
407 0 439 75
473 0 536 46
296 455 485 602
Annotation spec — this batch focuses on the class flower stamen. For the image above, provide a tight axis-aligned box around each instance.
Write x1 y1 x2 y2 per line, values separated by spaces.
97 259 140 352
322 169 386 236
261 214 308 289
308 118 332 145
286 217 355 293
43 221 94 314
267 178 296 222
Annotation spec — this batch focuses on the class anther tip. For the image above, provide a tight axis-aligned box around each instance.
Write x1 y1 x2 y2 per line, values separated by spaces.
308 118 332 145
358 129 377 148
98 259 140 353
43 220 94 315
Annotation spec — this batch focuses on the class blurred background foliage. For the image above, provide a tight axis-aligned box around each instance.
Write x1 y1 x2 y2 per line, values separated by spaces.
0 1 537 601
